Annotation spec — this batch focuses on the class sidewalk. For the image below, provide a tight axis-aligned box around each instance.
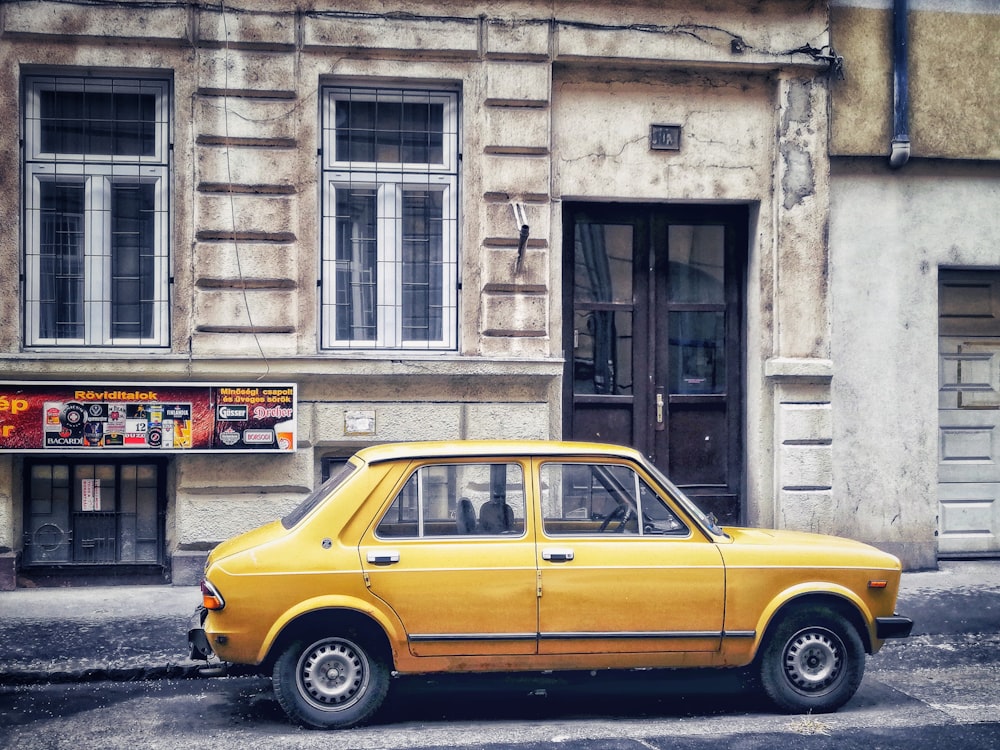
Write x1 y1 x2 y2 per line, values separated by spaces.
0 584 203 684
1 561 998 685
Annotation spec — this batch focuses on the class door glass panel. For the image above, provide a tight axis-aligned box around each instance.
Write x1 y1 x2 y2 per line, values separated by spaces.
376 463 525 537
573 310 633 395
574 224 633 303
668 225 725 304
26 465 71 564
134 464 160 563
668 311 726 394
73 464 117 563
118 464 160 563
540 462 684 536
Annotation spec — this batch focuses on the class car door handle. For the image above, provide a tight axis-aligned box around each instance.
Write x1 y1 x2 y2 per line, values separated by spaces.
366 551 400 565
541 548 574 562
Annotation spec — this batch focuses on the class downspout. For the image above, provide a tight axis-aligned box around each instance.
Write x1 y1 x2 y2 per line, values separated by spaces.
889 0 911 168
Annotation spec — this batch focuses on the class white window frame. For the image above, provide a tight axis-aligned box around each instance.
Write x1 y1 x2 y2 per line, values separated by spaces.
23 74 171 349
24 76 170 164
320 85 459 351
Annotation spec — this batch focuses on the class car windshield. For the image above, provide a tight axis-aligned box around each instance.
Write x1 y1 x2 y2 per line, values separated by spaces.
281 459 360 529
641 460 730 538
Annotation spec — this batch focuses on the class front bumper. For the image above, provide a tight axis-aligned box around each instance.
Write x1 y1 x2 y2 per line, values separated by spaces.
187 606 214 661
875 614 914 639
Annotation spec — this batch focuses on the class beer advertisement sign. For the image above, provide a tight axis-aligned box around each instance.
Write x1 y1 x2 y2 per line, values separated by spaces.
0 383 296 453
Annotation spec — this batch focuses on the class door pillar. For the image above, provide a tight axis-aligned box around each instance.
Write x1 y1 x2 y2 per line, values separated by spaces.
765 358 833 533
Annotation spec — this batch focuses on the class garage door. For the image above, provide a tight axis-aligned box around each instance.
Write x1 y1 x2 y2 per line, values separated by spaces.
938 271 1000 556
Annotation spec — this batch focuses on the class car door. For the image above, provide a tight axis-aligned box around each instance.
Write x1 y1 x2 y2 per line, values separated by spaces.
534 459 725 655
359 460 538 657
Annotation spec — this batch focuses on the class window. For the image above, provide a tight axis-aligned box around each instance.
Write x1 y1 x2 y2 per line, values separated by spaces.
320 86 459 350
23 74 171 347
376 463 525 537
23 459 166 566
282 459 359 530
540 462 686 536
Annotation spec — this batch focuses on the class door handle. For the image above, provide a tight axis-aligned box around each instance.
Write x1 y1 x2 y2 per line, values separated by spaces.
541 548 575 562
655 387 665 431
366 551 400 565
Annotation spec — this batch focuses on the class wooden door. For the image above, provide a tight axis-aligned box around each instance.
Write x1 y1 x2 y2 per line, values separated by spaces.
563 204 746 523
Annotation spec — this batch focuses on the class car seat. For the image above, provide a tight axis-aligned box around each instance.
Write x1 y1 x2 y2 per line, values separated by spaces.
456 497 477 534
478 496 514 534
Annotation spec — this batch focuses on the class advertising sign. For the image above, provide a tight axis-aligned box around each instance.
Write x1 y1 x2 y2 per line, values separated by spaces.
0 383 296 453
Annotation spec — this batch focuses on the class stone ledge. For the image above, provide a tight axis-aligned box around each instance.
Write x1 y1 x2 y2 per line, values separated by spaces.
171 550 210 587
764 357 833 381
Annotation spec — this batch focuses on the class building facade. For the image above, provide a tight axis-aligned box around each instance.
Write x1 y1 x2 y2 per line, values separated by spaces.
828 0 1000 569
1 0 991 588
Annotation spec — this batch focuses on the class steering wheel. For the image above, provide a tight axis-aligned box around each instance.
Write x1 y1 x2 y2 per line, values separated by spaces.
598 505 631 532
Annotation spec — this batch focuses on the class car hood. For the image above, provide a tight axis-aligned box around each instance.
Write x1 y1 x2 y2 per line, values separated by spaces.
723 527 902 567
206 519 287 568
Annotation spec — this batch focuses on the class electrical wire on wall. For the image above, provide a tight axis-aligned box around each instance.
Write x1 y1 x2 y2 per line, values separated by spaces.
219 0 270 379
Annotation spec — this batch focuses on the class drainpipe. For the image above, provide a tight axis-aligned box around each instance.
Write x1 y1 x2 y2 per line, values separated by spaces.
889 0 911 168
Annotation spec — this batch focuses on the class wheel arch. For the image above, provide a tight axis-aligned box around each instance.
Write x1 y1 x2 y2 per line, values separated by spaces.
753 589 875 658
260 604 399 672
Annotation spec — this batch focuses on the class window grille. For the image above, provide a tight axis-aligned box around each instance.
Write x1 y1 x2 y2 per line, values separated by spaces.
23 74 171 348
320 86 459 350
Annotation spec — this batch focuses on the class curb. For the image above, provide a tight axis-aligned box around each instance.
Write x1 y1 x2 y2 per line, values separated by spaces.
0 663 206 686
0 661 257 687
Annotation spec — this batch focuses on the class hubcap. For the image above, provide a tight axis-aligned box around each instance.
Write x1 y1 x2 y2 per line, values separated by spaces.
297 638 369 710
782 627 843 694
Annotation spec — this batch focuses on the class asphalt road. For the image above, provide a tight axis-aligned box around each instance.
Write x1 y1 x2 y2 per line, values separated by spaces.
2 561 997 747
2 631 999 749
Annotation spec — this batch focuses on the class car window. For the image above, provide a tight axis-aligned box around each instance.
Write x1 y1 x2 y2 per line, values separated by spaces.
540 462 687 536
376 462 526 538
281 459 359 529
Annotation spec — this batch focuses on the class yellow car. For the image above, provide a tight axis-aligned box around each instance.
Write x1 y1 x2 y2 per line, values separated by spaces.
188 440 912 729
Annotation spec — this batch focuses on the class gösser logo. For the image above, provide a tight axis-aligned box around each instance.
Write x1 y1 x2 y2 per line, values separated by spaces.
217 405 249 420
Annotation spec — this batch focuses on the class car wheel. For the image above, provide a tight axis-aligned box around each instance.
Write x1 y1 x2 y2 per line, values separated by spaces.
758 605 865 714
272 632 389 729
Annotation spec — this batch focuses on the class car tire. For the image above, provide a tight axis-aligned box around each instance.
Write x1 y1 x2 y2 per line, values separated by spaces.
758 605 865 714
272 631 390 729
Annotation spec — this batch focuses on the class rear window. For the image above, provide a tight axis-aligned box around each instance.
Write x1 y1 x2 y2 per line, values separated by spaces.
281 460 359 529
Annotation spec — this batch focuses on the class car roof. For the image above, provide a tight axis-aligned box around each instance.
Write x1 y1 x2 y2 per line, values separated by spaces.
353 440 646 465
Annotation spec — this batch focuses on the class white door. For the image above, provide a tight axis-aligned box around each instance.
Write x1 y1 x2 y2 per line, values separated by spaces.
938 272 1000 555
